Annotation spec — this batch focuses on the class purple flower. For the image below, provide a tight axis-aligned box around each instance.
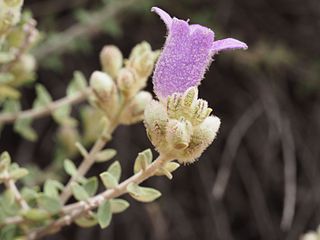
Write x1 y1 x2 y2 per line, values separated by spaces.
151 7 248 99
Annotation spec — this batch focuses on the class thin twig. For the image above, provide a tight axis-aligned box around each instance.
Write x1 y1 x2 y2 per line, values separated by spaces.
0 88 91 125
34 0 138 61
212 102 262 200
28 154 173 239
255 77 297 230
280 118 296 231
59 93 129 204
59 128 114 204
3 172 30 211
0 215 24 227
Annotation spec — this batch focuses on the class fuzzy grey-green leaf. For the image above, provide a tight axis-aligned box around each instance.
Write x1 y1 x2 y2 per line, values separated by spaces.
95 149 116 162
67 71 87 96
100 172 117 189
44 180 64 198
107 161 121 182
71 183 89 201
127 183 161 203
23 209 50 221
63 159 77 176
37 195 61 214
75 215 98 228
110 199 130 213
134 149 153 174
97 200 112 228
83 177 98 196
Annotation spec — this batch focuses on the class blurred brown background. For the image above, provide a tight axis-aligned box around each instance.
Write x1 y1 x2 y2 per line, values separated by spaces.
1 0 320 239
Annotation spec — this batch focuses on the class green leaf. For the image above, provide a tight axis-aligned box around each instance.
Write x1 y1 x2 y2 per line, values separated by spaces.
67 71 87 96
155 162 180 180
33 84 52 109
4 189 15 206
73 9 91 24
71 182 89 201
97 200 112 229
110 199 130 214
9 168 29 180
53 104 77 126
107 161 121 182
83 177 98 197
37 195 61 214
127 183 161 203
23 208 50 221
21 187 39 201
75 142 88 157
0 73 14 84
0 151 11 173
44 180 64 199
63 159 77 177
164 162 180 172
0 224 17 240
2 99 20 113
14 118 37 141
100 172 117 189
134 149 152 174
95 149 116 163
75 214 98 228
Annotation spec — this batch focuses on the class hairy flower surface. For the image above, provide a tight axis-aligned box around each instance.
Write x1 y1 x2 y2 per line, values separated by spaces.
151 7 248 99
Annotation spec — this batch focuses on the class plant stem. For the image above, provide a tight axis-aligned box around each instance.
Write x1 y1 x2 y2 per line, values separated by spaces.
34 0 138 61
59 125 115 204
0 88 91 125
3 172 30 211
59 94 128 204
29 154 172 240
0 215 23 227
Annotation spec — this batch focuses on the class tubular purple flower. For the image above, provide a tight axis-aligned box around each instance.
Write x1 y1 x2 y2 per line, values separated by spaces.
151 7 248 99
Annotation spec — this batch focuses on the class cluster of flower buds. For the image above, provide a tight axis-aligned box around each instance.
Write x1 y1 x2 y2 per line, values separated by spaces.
0 0 24 36
89 42 158 125
0 10 39 102
144 87 220 164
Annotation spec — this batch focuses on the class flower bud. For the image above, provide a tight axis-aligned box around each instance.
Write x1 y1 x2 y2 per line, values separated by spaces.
301 233 318 240
144 100 168 148
89 71 119 119
129 41 152 60
178 116 220 164
100 45 123 79
119 91 152 125
127 41 159 79
116 68 136 93
166 118 192 150
4 0 23 8
11 54 36 86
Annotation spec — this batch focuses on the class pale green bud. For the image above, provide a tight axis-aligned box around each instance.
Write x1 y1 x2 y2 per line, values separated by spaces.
166 118 192 150
129 41 152 60
301 233 318 240
120 91 152 125
144 100 168 148
89 71 119 119
116 68 136 93
11 54 37 86
127 41 159 79
178 116 220 164
100 45 123 79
